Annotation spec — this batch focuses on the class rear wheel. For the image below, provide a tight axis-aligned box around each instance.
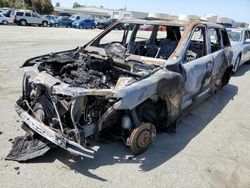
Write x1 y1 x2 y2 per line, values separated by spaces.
221 66 233 88
54 23 59 27
2 20 8 25
20 20 27 26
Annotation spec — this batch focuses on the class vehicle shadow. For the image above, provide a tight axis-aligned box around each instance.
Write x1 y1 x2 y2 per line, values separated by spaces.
233 62 250 77
26 84 238 181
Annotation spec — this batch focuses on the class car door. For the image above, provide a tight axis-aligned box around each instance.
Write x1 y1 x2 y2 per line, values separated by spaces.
84 20 92 28
66 19 72 26
181 25 213 109
30 12 38 24
24 12 32 23
242 30 250 62
247 30 250 61
61 18 67 26
31 13 41 24
0 14 3 23
209 28 228 86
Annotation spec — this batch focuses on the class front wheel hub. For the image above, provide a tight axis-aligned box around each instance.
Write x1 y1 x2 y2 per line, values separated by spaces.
129 123 156 154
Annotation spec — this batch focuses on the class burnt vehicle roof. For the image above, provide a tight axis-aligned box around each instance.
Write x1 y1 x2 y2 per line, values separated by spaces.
119 18 226 29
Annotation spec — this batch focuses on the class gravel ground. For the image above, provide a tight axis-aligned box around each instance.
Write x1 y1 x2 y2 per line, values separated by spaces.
0 26 250 188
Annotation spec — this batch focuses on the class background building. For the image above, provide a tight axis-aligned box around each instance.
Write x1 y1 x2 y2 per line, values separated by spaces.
54 6 147 19
54 6 248 27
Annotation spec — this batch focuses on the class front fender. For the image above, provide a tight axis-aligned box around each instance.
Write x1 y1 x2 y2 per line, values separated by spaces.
114 69 184 111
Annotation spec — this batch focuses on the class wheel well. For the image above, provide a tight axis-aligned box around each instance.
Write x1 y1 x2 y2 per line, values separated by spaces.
238 53 242 59
136 98 169 131
221 65 233 87
236 53 242 63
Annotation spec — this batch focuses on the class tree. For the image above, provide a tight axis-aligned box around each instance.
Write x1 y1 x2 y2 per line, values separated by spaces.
24 0 32 7
0 0 11 7
31 0 54 14
41 0 54 14
0 0 54 14
14 1 27 9
32 0 42 13
73 2 81 8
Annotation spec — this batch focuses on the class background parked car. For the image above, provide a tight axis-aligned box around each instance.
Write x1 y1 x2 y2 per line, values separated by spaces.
227 28 250 72
0 13 13 25
13 10 49 27
1 9 12 17
94 18 105 26
96 18 117 29
69 14 94 22
72 19 95 29
44 15 59 27
57 12 71 19
140 24 154 31
58 17 73 27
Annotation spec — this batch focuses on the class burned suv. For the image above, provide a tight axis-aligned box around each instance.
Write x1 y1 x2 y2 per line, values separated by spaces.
7 19 233 161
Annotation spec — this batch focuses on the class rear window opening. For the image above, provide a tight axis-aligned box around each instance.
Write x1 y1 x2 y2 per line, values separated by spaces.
16 12 24 16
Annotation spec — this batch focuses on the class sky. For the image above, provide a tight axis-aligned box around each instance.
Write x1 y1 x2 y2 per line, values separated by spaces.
51 0 250 23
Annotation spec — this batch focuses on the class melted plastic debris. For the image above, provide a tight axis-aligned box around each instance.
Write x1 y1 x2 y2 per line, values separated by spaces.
6 134 51 162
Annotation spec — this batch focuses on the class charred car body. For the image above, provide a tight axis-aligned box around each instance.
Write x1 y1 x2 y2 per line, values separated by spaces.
7 19 233 161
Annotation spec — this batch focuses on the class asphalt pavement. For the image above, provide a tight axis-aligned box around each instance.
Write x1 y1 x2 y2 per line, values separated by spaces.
0 26 250 188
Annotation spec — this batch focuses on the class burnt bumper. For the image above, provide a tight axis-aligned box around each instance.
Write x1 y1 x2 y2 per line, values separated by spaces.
15 103 94 159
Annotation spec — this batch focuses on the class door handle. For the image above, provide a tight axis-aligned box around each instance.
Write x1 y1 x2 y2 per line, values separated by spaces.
206 61 213 69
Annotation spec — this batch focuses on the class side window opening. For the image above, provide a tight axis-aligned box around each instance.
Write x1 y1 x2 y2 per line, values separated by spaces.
245 31 250 41
32 13 39 18
156 26 181 60
25 13 31 17
130 25 157 58
16 12 24 16
221 29 230 47
132 25 181 59
185 26 207 62
209 28 222 53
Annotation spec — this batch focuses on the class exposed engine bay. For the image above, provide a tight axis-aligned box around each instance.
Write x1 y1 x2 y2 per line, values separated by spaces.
41 53 127 89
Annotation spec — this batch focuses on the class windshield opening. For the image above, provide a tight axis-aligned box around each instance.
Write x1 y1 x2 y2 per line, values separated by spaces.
227 30 242 42
90 22 182 60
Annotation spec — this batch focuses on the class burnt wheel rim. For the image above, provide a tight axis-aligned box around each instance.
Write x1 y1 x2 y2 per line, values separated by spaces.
137 130 151 148
129 123 156 154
